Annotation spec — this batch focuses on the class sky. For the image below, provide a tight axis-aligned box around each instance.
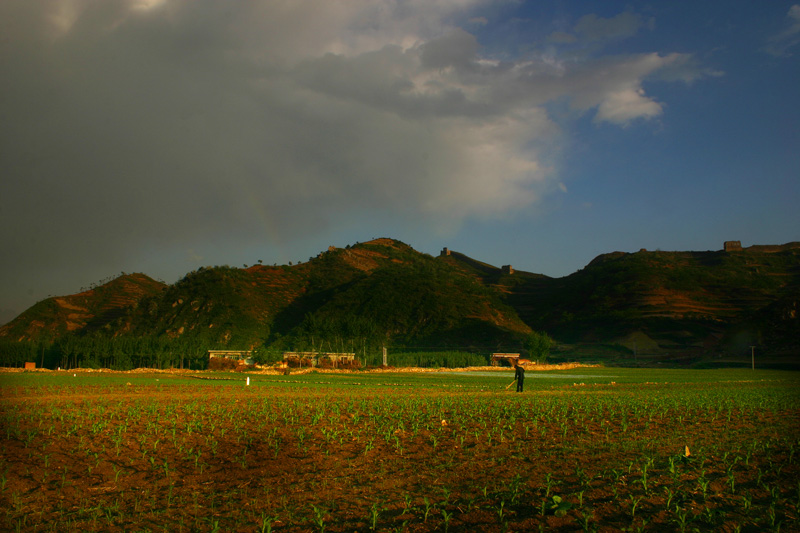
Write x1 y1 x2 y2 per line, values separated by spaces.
1 0 799 326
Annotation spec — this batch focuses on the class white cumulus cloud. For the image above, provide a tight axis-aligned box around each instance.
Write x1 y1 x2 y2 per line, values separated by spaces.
764 4 800 57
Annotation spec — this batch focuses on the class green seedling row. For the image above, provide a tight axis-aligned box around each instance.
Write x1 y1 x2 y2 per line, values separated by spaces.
0 368 798 531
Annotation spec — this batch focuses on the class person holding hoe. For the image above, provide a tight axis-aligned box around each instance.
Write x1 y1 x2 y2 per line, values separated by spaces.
514 362 525 392
509 361 524 392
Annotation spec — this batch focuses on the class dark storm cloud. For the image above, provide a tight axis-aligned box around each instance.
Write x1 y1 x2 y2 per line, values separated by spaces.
0 1 711 323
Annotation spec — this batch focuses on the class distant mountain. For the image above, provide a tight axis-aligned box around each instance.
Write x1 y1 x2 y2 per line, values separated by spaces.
498 245 800 357
2 238 799 367
1 273 166 341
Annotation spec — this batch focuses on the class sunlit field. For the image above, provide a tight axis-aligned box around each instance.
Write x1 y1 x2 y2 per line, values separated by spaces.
1 368 798 532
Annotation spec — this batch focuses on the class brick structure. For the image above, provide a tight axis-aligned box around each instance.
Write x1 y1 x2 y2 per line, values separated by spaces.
208 350 254 365
723 241 800 253
501 265 514 275
491 353 520 366
283 352 355 367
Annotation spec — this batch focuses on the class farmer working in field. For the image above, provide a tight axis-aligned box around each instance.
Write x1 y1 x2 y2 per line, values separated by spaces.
514 362 525 392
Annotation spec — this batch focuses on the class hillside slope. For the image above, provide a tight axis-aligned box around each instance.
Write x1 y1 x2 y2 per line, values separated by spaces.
503 247 800 354
71 239 533 351
0 273 166 342
2 239 799 367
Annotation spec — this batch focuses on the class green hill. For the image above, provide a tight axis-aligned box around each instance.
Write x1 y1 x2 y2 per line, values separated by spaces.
0 273 166 342
117 239 533 351
1 239 799 368
501 246 800 358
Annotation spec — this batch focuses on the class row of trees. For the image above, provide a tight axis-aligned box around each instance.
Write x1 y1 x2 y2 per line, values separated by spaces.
369 351 489 368
0 337 211 370
0 330 554 370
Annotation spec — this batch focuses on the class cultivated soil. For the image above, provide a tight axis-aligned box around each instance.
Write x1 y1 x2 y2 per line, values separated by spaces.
1 369 798 532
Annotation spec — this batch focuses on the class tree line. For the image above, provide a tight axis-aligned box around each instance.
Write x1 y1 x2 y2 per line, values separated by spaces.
0 330 552 370
0 337 210 370
0 339 489 370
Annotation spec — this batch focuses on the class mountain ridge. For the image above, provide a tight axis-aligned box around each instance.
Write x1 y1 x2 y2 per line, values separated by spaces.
1 239 798 367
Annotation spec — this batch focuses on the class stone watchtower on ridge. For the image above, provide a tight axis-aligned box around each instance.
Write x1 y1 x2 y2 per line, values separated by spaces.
724 241 743 252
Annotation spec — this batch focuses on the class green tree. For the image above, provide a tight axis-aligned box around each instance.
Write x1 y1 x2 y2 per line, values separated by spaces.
525 331 553 363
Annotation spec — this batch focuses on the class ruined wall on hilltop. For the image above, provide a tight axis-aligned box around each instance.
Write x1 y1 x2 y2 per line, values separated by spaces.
724 241 800 253
745 242 800 253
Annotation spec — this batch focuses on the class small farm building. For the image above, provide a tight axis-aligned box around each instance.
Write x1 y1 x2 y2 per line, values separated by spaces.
491 353 520 366
283 352 355 367
207 350 255 366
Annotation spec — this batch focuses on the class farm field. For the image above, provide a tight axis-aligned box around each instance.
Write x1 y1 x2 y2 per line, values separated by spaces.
1 368 798 532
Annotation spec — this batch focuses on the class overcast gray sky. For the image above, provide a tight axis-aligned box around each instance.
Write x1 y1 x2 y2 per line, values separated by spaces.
2 1 799 326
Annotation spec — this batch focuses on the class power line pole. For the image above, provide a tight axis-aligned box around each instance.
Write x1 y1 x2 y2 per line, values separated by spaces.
750 346 756 370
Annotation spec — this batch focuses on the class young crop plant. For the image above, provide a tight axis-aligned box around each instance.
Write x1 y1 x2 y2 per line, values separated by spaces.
534 493 573 520
422 496 435 523
671 505 697 533
543 472 559 498
310 505 326 533
367 501 383 531
628 494 643 518
576 509 597 533
697 470 711 501
439 506 454 532
727 470 736 494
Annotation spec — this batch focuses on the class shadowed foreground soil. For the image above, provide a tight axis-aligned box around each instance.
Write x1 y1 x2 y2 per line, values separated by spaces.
1 371 798 531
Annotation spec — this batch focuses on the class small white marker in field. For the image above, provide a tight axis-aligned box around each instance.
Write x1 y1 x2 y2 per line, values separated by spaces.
246 377 250 386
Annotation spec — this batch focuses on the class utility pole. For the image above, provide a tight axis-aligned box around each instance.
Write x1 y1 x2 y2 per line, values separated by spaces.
750 346 756 370
382 346 387 367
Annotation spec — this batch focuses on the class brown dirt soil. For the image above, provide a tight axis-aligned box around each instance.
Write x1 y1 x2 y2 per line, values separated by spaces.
0 375 798 532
